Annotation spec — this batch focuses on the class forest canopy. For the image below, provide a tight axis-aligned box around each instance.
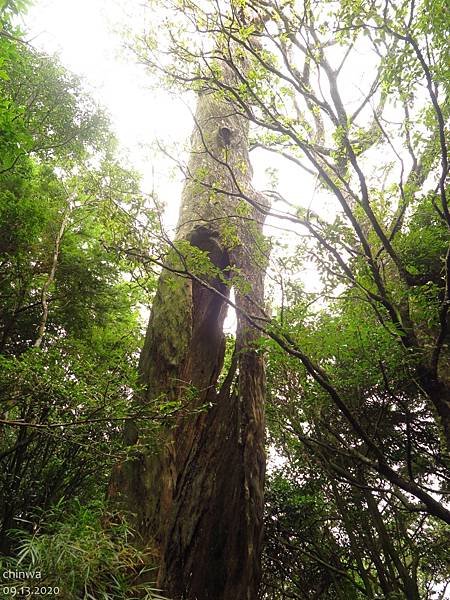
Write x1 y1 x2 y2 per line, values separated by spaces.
0 0 449 599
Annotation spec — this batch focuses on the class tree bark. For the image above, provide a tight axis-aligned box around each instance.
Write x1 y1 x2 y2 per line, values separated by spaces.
109 60 268 600
34 199 72 348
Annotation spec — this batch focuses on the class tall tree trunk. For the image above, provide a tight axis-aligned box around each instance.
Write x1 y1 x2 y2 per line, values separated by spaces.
109 60 268 600
34 199 72 348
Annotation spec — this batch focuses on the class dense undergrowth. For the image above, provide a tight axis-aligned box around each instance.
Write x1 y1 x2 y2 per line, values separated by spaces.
0 501 166 600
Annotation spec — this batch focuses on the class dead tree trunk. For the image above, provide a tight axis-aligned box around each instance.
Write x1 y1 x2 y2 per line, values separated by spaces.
109 59 268 600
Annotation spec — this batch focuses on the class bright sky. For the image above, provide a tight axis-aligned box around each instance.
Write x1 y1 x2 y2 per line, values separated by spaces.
25 0 197 145
25 0 195 233
24 0 318 230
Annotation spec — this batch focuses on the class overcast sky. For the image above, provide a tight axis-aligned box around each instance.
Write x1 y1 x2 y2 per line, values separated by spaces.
25 0 191 147
24 0 197 232
23 0 319 226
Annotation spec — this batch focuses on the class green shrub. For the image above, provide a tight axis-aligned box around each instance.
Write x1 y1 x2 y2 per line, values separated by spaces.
0 500 167 600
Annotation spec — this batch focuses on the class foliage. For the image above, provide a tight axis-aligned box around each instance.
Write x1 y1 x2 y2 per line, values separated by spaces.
0 0 164 572
1 0 449 597
0 39 109 173
0 500 168 599
0 340 138 544
134 0 450 597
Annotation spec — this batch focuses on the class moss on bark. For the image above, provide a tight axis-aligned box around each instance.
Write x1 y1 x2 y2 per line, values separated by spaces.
110 59 269 600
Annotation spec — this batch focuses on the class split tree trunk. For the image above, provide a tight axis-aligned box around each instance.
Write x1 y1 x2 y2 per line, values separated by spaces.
109 60 268 600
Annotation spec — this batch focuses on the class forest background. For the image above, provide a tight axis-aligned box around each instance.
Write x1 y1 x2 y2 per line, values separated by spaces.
0 0 449 598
